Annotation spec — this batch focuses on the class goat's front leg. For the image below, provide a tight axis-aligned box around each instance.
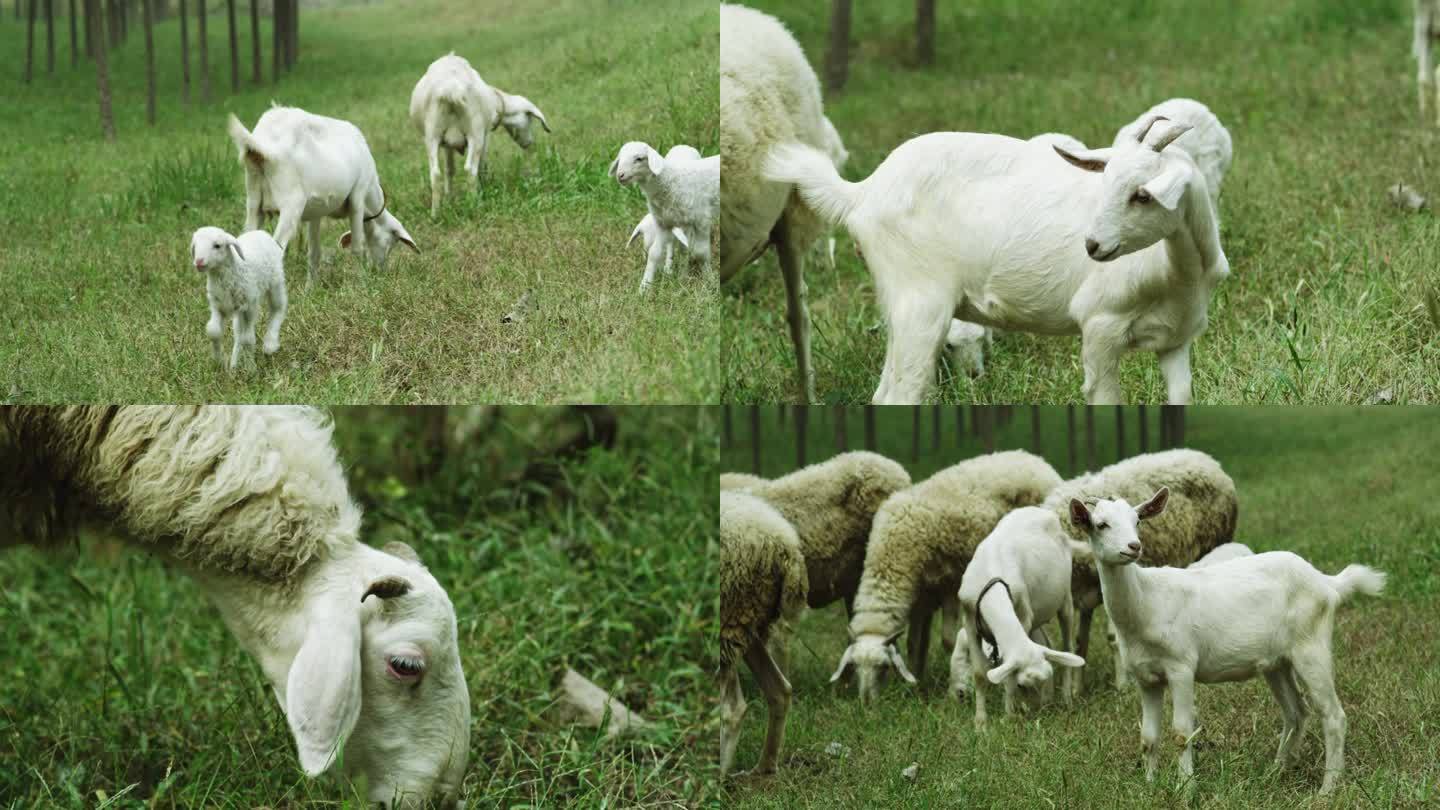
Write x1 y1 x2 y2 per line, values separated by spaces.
426 137 443 218
1080 322 1125 404
1058 598 1076 704
1157 342 1193 405
242 171 263 233
230 310 257 372
305 219 322 288
873 287 951 405
206 305 226 368
444 148 455 197
1139 683 1165 782
969 628 990 728
348 201 368 267
1169 671 1199 784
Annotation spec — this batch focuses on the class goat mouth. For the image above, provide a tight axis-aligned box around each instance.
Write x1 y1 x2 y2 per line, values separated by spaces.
1091 245 1121 262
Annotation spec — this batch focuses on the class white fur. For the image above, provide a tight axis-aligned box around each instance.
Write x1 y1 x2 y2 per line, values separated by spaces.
408 53 551 217
762 116 1229 405
190 226 287 371
944 319 992 378
1072 489 1384 795
227 106 419 285
1417 1 1440 124
1113 99 1232 214
610 141 719 280
627 145 703 292
952 508 1085 727
1190 541 1254 568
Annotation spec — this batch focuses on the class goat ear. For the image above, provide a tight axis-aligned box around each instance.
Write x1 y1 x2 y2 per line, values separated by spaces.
607 157 619 179
390 222 420 254
1054 144 1112 173
529 107 551 133
363 576 413 601
1069 498 1093 530
339 231 353 249
1136 486 1170 521
985 659 1019 684
383 541 423 565
888 645 919 685
227 237 247 263
829 646 855 683
1142 166 1189 212
285 610 363 776
1042 648 1086 668
646 147 664 176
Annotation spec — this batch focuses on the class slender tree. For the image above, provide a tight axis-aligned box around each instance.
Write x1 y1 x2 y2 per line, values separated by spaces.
978 406 995 453
915 0 934 65
1084 407 1096 470
247 0 258 83
721 405 732 450
1030 405 1042 454
24 0 36 83
118 0 125 43
197 0 210 100
1066 405 1077 475
224 0 235 92
179 0 189 103
45 0 54 73
910 407 920 463
749 406 761 475
87 0 115 140
287 0 296 66
795 406 808 469
833 405 848 453
931 405 941 452
863 405 876 451
825 0 850 93
270 0 280 83
142 0 154 124
1137 404 1149 452
1114 406 1125 461
69 0 77 67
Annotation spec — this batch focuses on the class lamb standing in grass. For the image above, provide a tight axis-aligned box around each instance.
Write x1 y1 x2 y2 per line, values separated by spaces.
627 144 703 293
1072 488 1384 795
0 407 470 808
409 53 551 217
720 491 808 777
610 141 719 278
190 226 287 372
831 451 1062 702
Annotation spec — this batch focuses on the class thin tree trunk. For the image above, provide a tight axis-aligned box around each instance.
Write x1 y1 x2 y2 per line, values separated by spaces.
179 0 189 103
749 406 761 475
978 406 995 453
833 405 848 453
1138 405 1149 452
197 0 209 100
1031 405 1042 453
721 405 732 450
24 0 36 83
287 0 296 66
270 0 280 83
1114 406 1125 461
83 0 91 57
69 0 77 67
863 405 876 451
45 0 54 73
1066 405 1077 476
795 406 808 469
910 407 920 463
142 0 154 124
955 406 964 447
1084 407 1097 471
87 0 115 140
824 0 851 93
248 0 258 83
118 0 126 43
225 0 236 91
931 405 941 451
915 0 934 65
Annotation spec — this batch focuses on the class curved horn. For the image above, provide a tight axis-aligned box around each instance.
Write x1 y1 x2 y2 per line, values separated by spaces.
1134 114 1170 144
1149 122 1193 153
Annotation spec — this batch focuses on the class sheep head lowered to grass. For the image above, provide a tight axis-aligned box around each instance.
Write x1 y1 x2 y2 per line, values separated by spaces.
0 406 469 809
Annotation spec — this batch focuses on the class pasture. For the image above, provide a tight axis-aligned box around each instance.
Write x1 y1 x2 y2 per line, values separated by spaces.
0 406 721 807
720 406 1440 807
723 0 1440 403
0 0 719 404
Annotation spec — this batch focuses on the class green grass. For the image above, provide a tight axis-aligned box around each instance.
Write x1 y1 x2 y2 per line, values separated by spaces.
0 0 719 404
723 0 1440 403
719 406 1440 807
0 406 722 807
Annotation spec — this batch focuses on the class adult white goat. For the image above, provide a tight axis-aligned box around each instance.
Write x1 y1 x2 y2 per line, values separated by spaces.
763 115 1229 404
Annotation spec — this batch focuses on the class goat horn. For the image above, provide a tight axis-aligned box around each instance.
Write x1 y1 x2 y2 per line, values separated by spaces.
1134 114 1170 143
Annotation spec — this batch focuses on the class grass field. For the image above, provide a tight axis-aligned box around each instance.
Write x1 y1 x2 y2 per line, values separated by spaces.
718 406 1440 807
0 0 718 404
723 0 1440 404
0 406 721 808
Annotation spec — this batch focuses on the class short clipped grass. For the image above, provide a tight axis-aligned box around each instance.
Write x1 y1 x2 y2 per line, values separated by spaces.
0 406 722 807
724 0 1440 403
0 0 718 404
719 406 1440 808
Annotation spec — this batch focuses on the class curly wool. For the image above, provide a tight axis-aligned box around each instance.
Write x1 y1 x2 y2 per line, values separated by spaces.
849 451 1062 638
1045 448 1238 612
720 472 768 492
720 491 808 670
0 406 361 580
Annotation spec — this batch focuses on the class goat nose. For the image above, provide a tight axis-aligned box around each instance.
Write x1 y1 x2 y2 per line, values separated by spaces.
1128 542 1142 553
1085 238 1099 257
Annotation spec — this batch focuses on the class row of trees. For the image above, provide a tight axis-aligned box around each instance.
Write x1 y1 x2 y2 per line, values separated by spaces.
825 0 937 93
18 0 301 140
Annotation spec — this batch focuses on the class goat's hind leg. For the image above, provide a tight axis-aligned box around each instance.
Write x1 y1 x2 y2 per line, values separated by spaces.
1291 641 1346 794
263 281 287 355
744 640 792 775
1264 662 1306 767
873 285 951 404
718 665 746 778
773 217 815 404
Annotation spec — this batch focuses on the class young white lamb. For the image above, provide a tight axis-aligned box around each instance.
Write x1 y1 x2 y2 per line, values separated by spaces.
1113 98 1232 214
954 507 1085 728
1072 489 1384 794
0 407 470 808
831 451 1062 702
721 3 840 403
720 490 808 777
763 115 1229 404
190 226 287 371
627 144 703 293
610 141 719 277
409 53 551 217
1417 1 1440 123
227 106 419 285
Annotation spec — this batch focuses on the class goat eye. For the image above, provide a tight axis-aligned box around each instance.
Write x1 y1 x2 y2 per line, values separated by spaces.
1096 522 1108 530
1132 189 1151 204
387 655 425 679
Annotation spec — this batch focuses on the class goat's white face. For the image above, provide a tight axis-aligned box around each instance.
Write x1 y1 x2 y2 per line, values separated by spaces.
342 211 419 270
190 226 243 272
498 93 550 150
830 633 916 704
1053 117 1199 263
609 141 662 186
985 641 1083 690
1069 487 1170 566
284 542 469 809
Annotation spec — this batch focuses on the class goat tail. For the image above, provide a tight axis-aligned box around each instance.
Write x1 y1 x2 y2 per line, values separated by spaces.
226 114 269 167
762 141 862 226
1331 564 1386 603
627 221 645 249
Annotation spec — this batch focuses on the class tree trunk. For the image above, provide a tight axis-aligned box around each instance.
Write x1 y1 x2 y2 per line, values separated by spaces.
1114 406 1125 461
910 407 920 463
179 0 189 103
955 406 964 447
863 405 876 451
118 0 126 43
287 0 296 66
833 405 847 453
69 0 77 67
142 0 154 124
1084 407 1097 471
721 405 732 450
1066 405 1077 476
225 0 236 91
45 0 54 73
978 406 995 453
795 406 808 469
1137 404 1149 452
1030 405 1042 454
87 0 115 140
248 0 258 83
24 0 35 83
824 0 851 93
931 405 941 451
197 0 209 100
749 406 762 475
270 0 280 83
915 0 934 65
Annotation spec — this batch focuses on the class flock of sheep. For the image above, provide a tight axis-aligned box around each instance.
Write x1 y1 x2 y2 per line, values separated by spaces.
719 447 1385 795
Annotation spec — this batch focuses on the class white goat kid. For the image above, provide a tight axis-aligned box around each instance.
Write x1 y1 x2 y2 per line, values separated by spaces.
190 226 287 371
627 145 703 293
610 141 720 278
227 106 419 285
1072 489 1385 795
764 115 1228 405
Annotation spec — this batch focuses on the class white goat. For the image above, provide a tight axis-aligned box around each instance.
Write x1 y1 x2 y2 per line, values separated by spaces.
763 115 1229 405
954 507 1085 728
1072 488 1385 795
227 106 419 285
1113 99 1232 214
1418 1 1440 123
409 53 551 217
190 226 287 371
610 141 719 275
627 144 702 292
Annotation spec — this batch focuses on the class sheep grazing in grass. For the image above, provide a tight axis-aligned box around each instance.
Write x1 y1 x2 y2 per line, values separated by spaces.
719 491 808 777
721 3 841 403
1072 489 1384 795
409 53 551 217
831 451 1062 702
1113 99 1232 214
954 507 1086 727
0 407 469 808
610 141 720 279
763 115 1228 405
1417 1 1440 124
627 144 704 293
1044 449 1238 691
227 106 419 285
189 226 287 372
